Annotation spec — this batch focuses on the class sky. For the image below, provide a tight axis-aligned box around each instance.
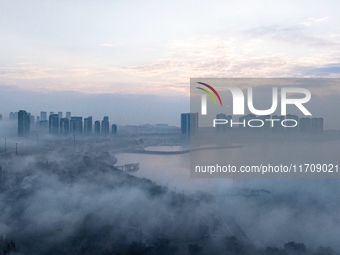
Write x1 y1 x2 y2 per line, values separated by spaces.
1 0 340 124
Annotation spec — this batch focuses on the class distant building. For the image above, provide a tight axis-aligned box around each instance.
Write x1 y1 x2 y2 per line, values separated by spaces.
60 118 70 135
18 110 30 137
40 111 47 121
94 120 100 135
155 124 168 128
58 112 63 119
238 114 256 130
285 114 299 132
216 113 232 132
70 117 83 134
49 114 59 134
0 114 2 121
272 115 285 132
66 112 71 120
84 116 93 135
10 112 18 121
101 116 109 135
258 115 271 131
181 113 198 135
39 120 48 130
112 124 117 135
50 111 54 116
311 117 323 133
299 117 311 132
29 114 34 126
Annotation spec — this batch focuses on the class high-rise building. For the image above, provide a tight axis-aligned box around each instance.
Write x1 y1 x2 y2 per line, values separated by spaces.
0 114 2 121
29 114 34 126
285 114 299 132
101 116 109 135
40 111 47 121
94 121 100 135
112 124 117 135
18 110 30 137
311 117 323 133
216 113 232 132
70 117 83 134
66 112 71 120
60 118 70 135
299 117 311 132
258 115 271 131
238 114 256 130
10 112 18 121
272 115 285 132
50 111 54 116
181 113 198 135
39 120 48 130
49 114 59 134
84 116 93 135
58 112 63 119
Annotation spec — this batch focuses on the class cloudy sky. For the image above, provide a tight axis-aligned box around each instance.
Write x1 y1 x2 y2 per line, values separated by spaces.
1 0 340 124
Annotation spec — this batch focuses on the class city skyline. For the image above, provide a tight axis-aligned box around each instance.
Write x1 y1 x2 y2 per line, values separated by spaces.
1 103 330 131
1 109 329 139
1 1 340 129
1 83 340 129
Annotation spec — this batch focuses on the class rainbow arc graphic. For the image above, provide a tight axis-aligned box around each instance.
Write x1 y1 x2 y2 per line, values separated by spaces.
196 82 223 115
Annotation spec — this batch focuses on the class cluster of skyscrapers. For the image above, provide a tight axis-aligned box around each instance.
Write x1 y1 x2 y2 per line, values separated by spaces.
8 111 117 137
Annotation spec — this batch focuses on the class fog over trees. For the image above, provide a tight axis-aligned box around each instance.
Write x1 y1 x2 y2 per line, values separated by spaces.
0 132 339 254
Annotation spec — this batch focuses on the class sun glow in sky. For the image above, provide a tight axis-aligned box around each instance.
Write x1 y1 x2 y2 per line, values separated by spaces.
1 0 340 96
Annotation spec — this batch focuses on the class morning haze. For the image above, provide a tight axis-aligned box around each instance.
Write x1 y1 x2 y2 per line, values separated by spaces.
1 0 340 254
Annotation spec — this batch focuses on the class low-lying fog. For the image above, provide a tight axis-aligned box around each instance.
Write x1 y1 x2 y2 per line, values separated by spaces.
1 122 340 254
